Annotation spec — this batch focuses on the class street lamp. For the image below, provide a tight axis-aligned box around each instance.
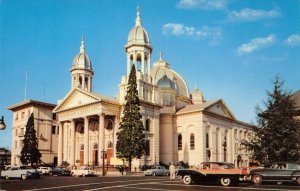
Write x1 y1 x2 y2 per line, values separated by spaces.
0 116 6 130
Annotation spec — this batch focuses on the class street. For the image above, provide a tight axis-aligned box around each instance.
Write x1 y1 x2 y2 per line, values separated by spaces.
1 175 300 191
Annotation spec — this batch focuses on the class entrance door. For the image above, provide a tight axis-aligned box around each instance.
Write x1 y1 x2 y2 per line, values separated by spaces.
106 149 112 165
80 151 84 166
93 150 98 166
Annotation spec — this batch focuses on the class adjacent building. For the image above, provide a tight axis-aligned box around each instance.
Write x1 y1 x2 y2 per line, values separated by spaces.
7 100 58 166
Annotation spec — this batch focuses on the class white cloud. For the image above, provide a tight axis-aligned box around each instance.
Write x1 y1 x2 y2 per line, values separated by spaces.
228 8 281 22
238 35 276 55
163 23 222 44
177 0 228 10
285 34 300 46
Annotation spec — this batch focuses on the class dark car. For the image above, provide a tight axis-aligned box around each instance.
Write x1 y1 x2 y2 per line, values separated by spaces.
250 162 300 185
177 162 248 187
49 167 71 176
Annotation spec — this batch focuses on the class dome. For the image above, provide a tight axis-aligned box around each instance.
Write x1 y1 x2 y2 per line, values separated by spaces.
151 53 190 97
126 6 150 46
157 75 175 89
192 87 205 104
71 37 93 72
128 26 150 45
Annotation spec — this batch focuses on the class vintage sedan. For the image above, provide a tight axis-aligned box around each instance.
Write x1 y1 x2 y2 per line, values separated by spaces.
177 162 249 187
144 166 169 176
49 167 71 176
0 166 40 180
251 162 300 185
71 166 95 177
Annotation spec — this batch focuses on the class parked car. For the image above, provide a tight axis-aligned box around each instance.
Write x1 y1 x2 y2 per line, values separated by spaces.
71 166 95 177
250 162 300 185
0 166 40 180
37 166 52 175
49 167 71 176
177 162 249 187
144 166 169 176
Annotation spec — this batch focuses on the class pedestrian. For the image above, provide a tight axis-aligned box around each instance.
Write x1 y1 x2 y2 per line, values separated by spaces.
169 162 175 180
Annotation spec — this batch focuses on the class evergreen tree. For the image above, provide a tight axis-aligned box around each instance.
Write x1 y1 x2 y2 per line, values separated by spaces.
20 113 41 167
243 76 299 167
116 64 146 171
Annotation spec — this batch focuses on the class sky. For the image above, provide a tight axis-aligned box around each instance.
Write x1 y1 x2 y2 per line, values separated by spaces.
0 0 299 149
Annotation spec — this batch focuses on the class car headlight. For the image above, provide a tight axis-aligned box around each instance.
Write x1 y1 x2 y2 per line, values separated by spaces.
27 171 32 175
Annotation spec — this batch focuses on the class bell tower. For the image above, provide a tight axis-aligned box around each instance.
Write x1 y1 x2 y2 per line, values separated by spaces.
119 7 155 104
70 36 94 92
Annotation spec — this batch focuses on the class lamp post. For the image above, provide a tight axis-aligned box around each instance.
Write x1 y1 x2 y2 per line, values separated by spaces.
0 116 6 130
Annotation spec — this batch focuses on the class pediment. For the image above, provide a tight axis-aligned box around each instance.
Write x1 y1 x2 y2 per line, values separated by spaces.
205 100 236 120
54 88 100 112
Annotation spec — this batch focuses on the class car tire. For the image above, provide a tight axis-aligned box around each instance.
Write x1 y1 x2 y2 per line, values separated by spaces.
183 175 192 185
296 177 300 186
152 172 156 176
220 177 231 187
5 176 9 180
21 174 27 180
252 175 262 186
82 174 85 177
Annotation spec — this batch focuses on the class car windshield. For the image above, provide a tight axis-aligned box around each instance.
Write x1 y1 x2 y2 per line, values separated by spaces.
271 163 287 169
220 164 235 169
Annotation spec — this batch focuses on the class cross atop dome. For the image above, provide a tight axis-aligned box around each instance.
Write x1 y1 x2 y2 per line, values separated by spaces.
80 34 85 53
135 5 142 27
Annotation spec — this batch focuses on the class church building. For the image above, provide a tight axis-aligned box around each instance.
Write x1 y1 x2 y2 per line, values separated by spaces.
9 7 254 169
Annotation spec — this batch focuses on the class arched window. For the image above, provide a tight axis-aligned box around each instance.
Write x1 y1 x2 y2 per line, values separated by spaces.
206 133 209 148
145 119 150 131
190 133 195 150
107 141 113 149
178 134 182 151
94 143 98 150
80 144 84 151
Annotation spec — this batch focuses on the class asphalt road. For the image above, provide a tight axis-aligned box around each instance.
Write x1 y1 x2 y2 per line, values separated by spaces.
1 175 300 191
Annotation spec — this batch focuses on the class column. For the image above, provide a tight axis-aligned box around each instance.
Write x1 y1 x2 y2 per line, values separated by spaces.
70 120 75 167
82 74 86 90
84 116 89 166
113 115 119 158
58 122 63 166
127 54 130 76
63 123 68 162
98 113 105 165
141 52 145 74
147 56 151 77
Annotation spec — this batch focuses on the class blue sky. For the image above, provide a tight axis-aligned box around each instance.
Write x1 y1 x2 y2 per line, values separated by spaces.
0 0 299 148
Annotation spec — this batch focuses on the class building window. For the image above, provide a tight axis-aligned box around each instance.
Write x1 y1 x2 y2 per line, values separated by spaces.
15 113 18 121
190 133 195 150
178 134 182 151
107 141 113 149
145 119 150 131
15 140 18 149
234 129 237 139
145 140 150 156
206 133 209 148
15 128 18 136
21 112 25 119
53 113 57 120
51 126 56 134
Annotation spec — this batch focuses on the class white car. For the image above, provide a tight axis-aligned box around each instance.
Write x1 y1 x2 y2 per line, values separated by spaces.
0 166 40 180
37 166 52 175
71 166 95 177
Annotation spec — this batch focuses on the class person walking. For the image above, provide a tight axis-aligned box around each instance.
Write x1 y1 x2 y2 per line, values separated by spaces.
169 162 175 180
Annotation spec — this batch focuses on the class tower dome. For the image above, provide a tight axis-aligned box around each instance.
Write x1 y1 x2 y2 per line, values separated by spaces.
70 36 94 92
192 86 205 104
157 74 175 89
71 36 93 72
126 6 151 48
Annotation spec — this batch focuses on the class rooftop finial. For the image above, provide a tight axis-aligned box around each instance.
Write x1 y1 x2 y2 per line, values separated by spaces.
80 34 85 53
159 51 163 61
135 5 142 27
